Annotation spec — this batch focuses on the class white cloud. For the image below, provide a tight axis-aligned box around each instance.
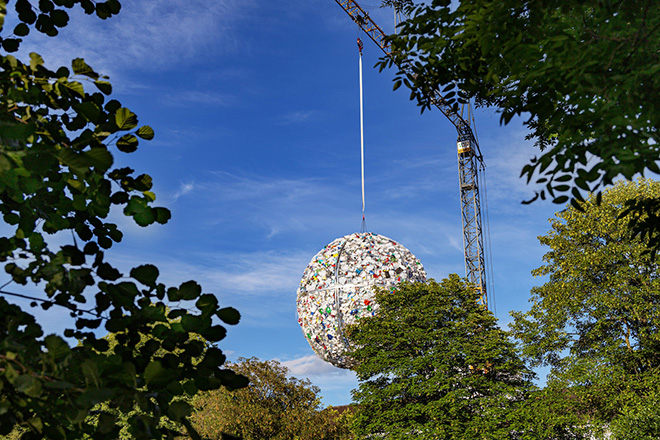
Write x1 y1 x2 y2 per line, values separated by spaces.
99 247 307 327
282 354 343 376
14 0 254 77
277 110 317 125
484 125 543 201
159 90 238 108
171 182 195 202
280 355 357 390
180 171 359 238
108 248 307 297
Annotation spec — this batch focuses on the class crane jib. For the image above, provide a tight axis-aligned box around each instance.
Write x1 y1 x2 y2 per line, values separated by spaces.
333 0 489 308
333 0 484 163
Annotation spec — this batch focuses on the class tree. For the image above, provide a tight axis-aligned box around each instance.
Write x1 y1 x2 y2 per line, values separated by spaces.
347 276 535 439
190 357 352 440
0 1 247 438
510 179 660 438
380 0 660 251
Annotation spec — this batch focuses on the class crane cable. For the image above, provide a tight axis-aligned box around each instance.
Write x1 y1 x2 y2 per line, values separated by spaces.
358 37 367 233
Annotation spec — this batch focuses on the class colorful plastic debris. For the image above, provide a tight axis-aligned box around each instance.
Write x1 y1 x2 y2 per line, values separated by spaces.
296 232 427 369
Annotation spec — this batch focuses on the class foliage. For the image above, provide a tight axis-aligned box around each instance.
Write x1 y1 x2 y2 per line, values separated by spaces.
0 1 247 438
0 0 122 53
83 319 212 440
190 357 352 440
347 276 535 439
510 179 660 437
380 0 660 250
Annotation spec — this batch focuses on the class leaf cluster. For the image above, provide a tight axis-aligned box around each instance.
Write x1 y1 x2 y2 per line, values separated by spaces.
0 0 121 52
0 5 247 439
380 0 660 251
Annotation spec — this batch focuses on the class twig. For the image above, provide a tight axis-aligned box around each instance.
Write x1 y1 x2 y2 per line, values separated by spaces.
0 289 105 319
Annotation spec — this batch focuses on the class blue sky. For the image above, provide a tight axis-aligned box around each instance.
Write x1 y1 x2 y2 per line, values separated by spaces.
8 0 564 406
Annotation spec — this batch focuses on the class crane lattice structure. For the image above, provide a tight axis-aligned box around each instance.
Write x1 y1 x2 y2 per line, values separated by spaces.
334 0 489 307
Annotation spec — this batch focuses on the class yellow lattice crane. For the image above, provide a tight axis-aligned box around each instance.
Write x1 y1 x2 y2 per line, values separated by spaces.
333 0 489 307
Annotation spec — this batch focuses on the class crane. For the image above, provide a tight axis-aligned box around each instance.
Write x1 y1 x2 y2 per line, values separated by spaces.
333 0 489 307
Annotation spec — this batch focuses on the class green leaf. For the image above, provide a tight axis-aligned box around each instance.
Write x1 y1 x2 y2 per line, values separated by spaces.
136 125 155 140
116 134 138 153
153 207 171 224
203 325 227 341
73 101 100 121
106 0 121 14
2 38 20 52
72 57 98 79
179 281 202 300
124 196 155 227
58 149 89 176
4 212 20 225
130 264 159 287
143 190 156 202
110 191 129 204
134 174 153 191
96 412 117 434
115 107 138 130
13 23 30 36
196 293 218 317
84 147 113 171
51 9 69 27
94 80 112 95
216 307 240 325
75 388 113 407
14 375 42 397
167 400 192 421
181 314 203 332
97 262 121 280
80 359 102 388
167 287 182 302
144 361 177 388
44 334 71 361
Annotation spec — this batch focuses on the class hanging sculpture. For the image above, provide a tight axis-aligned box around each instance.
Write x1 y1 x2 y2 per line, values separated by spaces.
296 232 426 368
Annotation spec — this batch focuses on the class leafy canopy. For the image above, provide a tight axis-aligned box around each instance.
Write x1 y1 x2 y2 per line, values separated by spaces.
0 1 246 438
510 178 660 438
381 0 660 249
348 276 534 439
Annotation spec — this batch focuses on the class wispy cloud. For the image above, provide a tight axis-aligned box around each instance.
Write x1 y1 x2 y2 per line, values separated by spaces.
280 355 358 392
101 246 307 329
159 90 238 108
277 110 317 125
282 355 345 377
15 0 254 77
109 248 307 297
171 182 195 203
176 171 358 239
482 122 545 204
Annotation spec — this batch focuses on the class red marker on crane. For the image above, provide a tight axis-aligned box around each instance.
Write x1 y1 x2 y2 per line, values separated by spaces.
357 37 364 55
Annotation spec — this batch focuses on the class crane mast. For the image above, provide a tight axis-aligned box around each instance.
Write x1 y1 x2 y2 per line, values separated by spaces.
334 0 488 307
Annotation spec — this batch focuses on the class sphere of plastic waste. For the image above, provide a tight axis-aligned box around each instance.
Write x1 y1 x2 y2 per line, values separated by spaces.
296 232 427 369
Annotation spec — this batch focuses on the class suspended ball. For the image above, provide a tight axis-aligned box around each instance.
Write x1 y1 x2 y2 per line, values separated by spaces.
296 232 427 369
